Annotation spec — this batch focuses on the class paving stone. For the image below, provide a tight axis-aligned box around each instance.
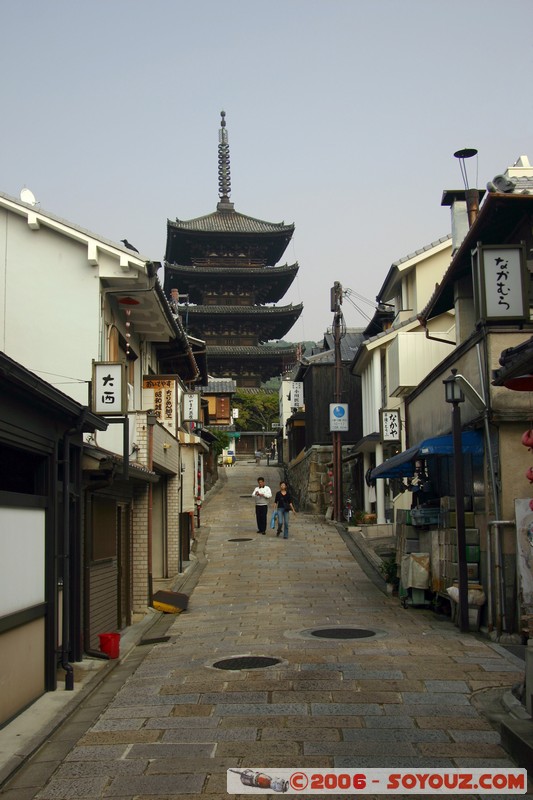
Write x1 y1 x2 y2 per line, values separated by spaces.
103 773 205 795
400 692 470 705
213 703 308 715
145 716 219 728
64 746 127 761
125 742 216 759
91 718 145 731
54 761 147 778
344 728 450 742
424 679 470 692
35 777 109 798
311 703 383 716
448 729 503 743
161 727 256 742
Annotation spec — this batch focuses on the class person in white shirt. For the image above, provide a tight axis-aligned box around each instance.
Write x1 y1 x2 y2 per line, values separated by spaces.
252 477 272 534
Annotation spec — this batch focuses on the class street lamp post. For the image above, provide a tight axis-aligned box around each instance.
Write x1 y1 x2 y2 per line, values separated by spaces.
443 369 469 632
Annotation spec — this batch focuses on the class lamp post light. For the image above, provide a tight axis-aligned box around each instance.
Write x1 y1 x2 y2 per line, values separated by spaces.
443 369 469 632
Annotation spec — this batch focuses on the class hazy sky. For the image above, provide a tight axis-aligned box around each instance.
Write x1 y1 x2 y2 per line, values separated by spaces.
1 0 532 341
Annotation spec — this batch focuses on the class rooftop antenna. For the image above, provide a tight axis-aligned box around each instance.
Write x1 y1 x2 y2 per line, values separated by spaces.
453 148 479 227
20 186 38 206
453 147 478 190
217 110 234 210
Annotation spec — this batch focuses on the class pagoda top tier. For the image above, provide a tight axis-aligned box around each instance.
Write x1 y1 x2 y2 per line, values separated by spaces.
165 111 295 267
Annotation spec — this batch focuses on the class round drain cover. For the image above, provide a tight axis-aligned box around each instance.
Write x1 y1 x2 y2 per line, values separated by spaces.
228 538 253 542
310 628 376 639
213 656 281 670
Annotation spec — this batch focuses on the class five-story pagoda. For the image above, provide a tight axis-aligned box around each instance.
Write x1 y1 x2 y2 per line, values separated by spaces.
164 111 302 387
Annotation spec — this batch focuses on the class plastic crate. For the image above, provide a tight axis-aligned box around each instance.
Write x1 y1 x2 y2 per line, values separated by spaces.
410 507 440 527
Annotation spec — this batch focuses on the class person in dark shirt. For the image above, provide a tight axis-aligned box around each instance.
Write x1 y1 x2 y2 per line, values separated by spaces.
273 481 296 539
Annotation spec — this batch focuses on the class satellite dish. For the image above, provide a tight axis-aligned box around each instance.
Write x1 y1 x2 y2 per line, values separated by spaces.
492 174 516 194
20 187 37 206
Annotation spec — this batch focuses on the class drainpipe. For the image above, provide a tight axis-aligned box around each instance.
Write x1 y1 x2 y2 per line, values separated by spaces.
61 432 75 689
60 409 91 690
475 342 508 634
147 412 157 606
487 520 514 635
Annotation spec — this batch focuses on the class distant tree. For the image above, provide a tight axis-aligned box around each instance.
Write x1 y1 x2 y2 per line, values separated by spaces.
233 390 279 432
210 430 231 455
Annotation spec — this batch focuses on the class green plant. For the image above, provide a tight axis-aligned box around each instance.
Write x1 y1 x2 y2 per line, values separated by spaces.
380 557 399 586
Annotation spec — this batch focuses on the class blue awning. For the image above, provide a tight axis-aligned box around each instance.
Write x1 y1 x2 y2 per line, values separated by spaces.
370 430 483 480
418 430 483 457
370 445 420 480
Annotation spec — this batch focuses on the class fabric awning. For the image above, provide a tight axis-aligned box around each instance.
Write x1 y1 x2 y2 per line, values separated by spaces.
418 430 483 457
370 445 420 480
370 430 483 480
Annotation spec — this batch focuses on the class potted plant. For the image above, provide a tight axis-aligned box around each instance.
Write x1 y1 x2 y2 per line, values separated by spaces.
380 557 399 595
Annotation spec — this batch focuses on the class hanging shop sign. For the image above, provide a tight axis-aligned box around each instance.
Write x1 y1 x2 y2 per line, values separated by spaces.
92 362 127 416
143 376 177 433
472 243 528 322
380 409 401 442
182 392 201 426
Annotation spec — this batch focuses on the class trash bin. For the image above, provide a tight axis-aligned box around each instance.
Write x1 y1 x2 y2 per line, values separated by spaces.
98 632 120 659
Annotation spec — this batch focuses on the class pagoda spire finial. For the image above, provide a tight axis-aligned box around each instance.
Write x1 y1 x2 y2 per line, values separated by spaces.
217 110 233 208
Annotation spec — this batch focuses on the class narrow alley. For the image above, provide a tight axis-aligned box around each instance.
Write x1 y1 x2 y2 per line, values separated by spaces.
1 463 530 799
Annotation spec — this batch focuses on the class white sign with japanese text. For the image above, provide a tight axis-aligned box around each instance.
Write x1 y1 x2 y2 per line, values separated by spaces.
380 409 401 442
474 245 528 322
290 381 304 410
183 392 200 422
92 362 127 415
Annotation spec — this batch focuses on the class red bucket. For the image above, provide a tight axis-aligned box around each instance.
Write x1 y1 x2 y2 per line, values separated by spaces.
98 632 120 659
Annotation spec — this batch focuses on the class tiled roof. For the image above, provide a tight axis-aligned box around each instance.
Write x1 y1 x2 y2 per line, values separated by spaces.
186 303 303 315
165 262 298 276
200 378 237 393
392 235 451 268
208 345 297 357
168 208 294 235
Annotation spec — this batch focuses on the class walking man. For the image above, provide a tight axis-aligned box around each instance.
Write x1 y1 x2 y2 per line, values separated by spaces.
252 477 272 534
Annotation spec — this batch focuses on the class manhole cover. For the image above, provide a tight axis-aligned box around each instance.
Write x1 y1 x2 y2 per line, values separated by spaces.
310 628 376 639
212 656 282 670
228 538 253 542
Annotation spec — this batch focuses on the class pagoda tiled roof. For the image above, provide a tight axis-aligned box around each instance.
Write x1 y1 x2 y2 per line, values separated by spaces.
208 345 297 357
166 262 298 276
168 208 294 236
186 303 303 316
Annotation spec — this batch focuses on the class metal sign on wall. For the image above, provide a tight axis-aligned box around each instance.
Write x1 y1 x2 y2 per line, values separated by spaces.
380 409 401 442
329 403 349 432
92 362 127 415
472 244 528 322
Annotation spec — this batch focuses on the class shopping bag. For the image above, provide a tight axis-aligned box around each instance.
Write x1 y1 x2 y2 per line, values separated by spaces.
270 510 278 529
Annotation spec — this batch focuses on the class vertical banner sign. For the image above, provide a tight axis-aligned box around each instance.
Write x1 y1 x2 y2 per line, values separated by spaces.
290 381 304 410
329 403 349 432
380 409 401 442
183 392 200 425
473 244 528 322
92 362 127 415
143 377 176 432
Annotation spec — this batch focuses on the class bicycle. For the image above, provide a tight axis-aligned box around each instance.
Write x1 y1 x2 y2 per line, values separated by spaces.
343 498 353 523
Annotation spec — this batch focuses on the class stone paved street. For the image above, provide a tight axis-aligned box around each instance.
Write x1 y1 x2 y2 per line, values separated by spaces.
2 463 532 799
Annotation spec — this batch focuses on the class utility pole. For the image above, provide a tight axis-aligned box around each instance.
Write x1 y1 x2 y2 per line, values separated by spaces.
331 282 343 522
